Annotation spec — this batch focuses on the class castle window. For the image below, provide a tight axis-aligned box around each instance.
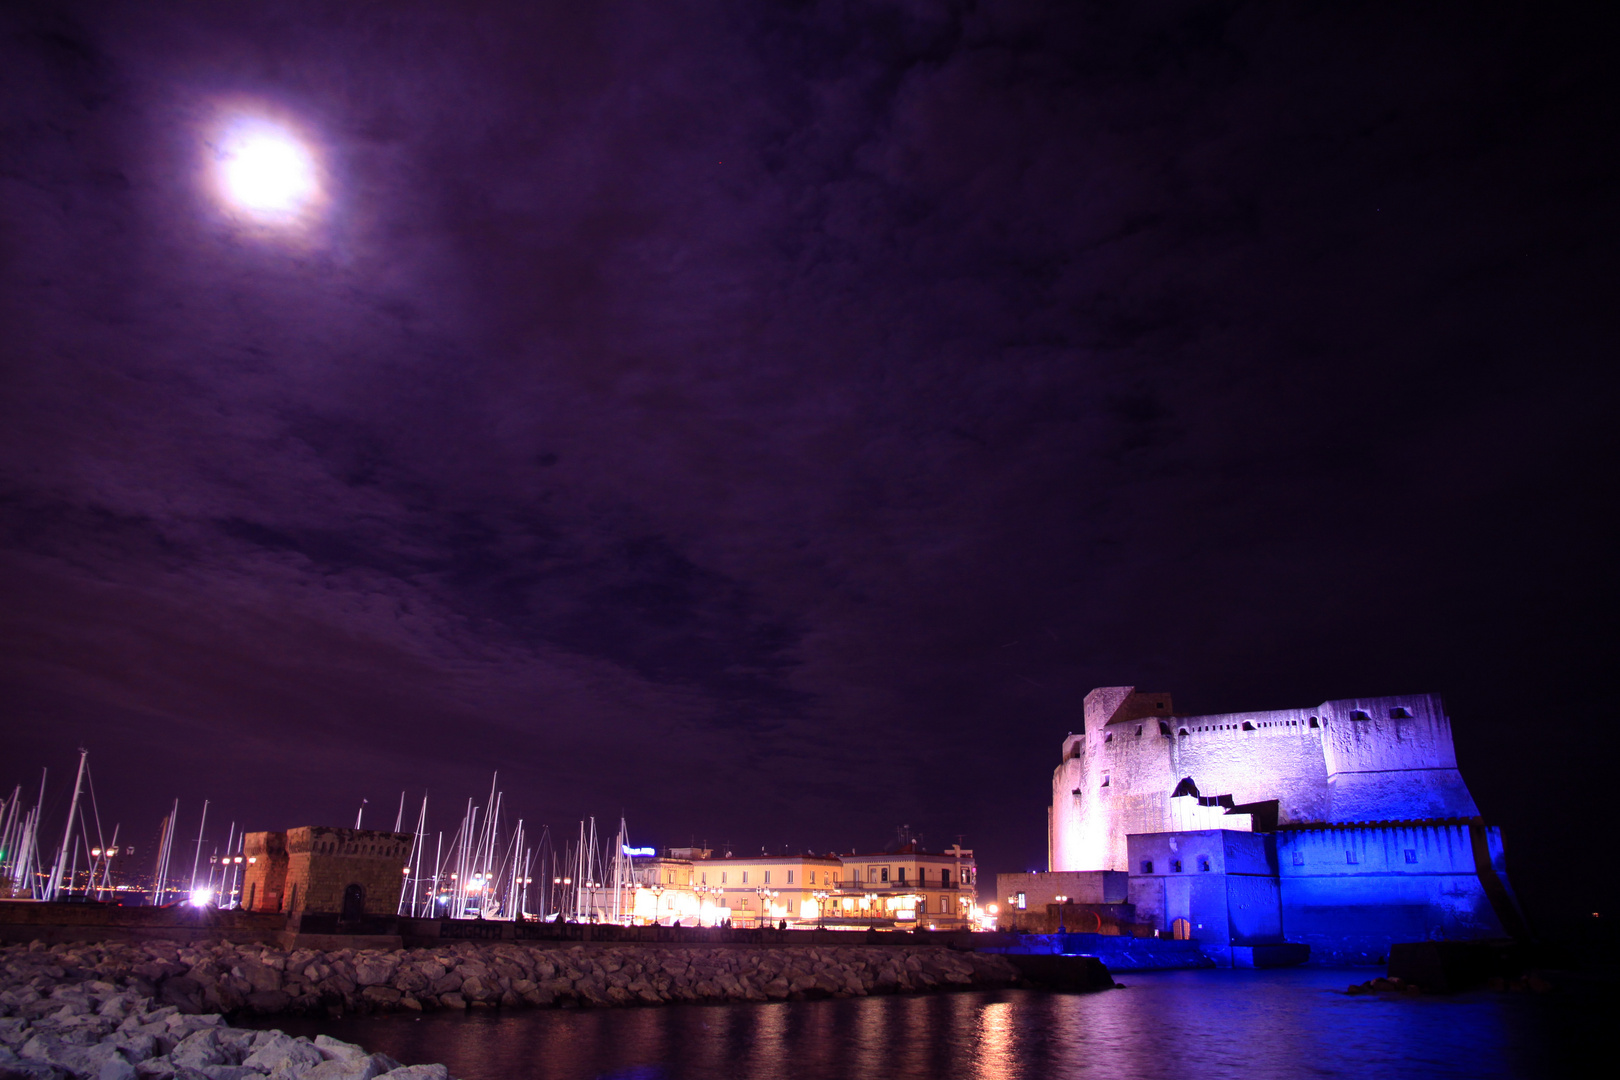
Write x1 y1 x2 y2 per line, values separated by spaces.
1135 726 1143 737
1156 702 1165 709
1390 707 1413 719
1345 850 1359 865
1308 717 1319 728
1404 850 1418 864
1160 722 1172 736
1349 710 1372 722
1292 850 1304 866
1197 856 1211 872
1179 729 1189 737
1016 891 1027 910
1241 722 1255 731
1171 860 1182 873
1101 774 1110 788
1141 860 1154 874
1104 732 1113 743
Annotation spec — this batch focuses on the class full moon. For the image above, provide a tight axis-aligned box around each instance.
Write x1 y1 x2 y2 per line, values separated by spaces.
216 118 318 218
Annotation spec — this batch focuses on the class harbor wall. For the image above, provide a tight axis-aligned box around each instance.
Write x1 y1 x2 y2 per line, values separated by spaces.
0 902 1030 952
0 937 1024 1020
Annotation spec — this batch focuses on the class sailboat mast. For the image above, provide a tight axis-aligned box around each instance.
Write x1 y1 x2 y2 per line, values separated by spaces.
188 800 209 895
46 750 88 901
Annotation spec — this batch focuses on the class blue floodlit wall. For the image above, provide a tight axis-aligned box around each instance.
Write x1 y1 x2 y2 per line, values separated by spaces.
1276 823 1510 964
1126 830 1283 965
1053 689 1483 873
1126 824 1516 966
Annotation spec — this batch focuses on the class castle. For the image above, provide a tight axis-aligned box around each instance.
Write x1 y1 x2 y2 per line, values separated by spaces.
1050 688 1481 872
1016 687 1522 964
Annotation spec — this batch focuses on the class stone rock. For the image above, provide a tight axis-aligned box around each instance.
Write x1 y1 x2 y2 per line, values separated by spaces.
376 1067 446 1080
1 1062 67 1080
241 1035 322 1077
310 1039 363 1066
98 1055 139 1080
171 1030 232 1069
348 963 393 991
198 1068 266 1080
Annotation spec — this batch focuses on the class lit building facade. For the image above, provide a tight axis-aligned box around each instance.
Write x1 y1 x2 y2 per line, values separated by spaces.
683 853 844 927
828 843 978 930
1037 687 1523 963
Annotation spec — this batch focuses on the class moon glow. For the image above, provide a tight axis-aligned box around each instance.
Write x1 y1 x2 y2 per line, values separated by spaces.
216 118 319 219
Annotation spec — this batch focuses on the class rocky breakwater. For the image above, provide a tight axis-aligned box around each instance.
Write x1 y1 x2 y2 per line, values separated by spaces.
2 939 1021 1019
0 988 447 1080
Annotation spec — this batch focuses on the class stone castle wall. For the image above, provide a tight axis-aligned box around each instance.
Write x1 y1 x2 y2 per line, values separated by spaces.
1051 688 1482 872
243 828 410 917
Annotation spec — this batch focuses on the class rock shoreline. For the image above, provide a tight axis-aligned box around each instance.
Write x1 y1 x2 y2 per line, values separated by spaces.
0 985 447 1080
0 937 1022 1080
2 939 1019 1019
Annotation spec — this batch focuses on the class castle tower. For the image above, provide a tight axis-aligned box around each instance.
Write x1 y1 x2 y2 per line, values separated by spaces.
1050 688 1481 872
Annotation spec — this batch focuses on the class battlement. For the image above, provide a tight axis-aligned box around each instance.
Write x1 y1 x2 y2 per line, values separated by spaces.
1051 687 1481 874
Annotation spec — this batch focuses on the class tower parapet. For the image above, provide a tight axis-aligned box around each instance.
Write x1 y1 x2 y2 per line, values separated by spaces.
1051 688 1481 873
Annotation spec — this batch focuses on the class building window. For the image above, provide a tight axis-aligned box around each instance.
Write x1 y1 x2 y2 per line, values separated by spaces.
942 869 951 887
1345 851 1358 865
787 870 795 884
667 872 675 884
941 896 950 914
701 873 707 885
1171 860 1182 873
1349 710 1372 722
881 867 890 883
1241 721 1255 731
1308 717 1319 728
721 872 727 884
1179 728 1189 737
764 871 771 884
1015 891 1027 910
1135 725 1143 737
1390 707 1413 719
1197 856 1211 872
742 871 748 884
898 867 907 884
1404 850 1418 864
1141 860 1154 875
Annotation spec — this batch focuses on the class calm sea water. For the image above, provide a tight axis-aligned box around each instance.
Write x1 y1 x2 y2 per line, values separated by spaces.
250 968 1600 1080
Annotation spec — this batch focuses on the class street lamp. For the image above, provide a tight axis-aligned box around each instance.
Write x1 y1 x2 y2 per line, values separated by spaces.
812 890 830 927
755 886 778 928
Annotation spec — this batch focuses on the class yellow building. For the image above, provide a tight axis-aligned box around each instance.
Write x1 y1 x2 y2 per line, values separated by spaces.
829 843 978 930
683 852 845 928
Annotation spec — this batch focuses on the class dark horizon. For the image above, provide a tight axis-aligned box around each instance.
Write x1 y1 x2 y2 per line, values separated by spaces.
2 1 1615 935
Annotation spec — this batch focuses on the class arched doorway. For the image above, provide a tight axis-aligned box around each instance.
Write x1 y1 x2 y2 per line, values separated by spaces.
341 884 365 921
1171 917 1192 941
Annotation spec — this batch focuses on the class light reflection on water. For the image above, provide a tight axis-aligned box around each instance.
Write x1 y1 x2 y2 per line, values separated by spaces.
250 967 1595 1080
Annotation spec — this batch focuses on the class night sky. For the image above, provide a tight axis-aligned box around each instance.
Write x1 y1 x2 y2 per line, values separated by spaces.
2 2 1615 927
